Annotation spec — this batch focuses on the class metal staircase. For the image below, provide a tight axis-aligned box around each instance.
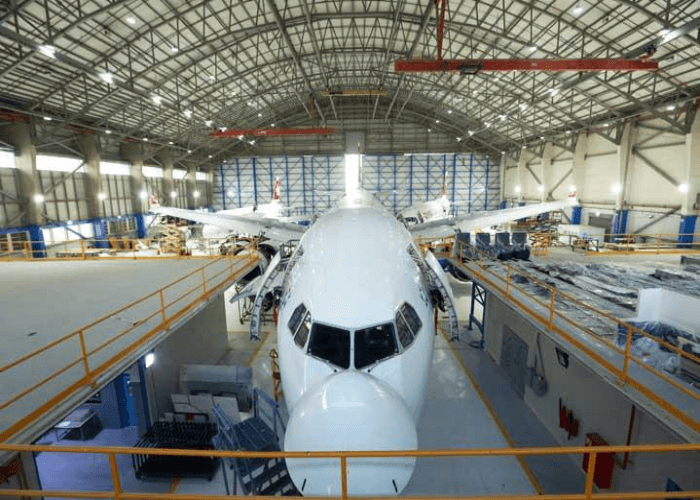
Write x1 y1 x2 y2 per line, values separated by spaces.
212 389 298 496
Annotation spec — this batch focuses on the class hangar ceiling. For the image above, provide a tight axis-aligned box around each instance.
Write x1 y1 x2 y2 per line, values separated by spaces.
0 0 699 168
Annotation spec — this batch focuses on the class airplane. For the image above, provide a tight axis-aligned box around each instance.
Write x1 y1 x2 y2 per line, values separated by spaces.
396 173 451 226
151 172 574 496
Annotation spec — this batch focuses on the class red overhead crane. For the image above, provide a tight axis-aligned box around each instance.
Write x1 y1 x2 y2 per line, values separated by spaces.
394 58 659 73
394 0 659 74
210 127 336 138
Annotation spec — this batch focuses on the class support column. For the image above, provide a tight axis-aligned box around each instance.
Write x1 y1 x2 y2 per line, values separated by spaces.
0 122 45 255
121 142 147 238
679 112 700 245
541 142 554 203
77 133 102 220
516 149 526 205
186 166 197 209
159 150 174 205
613 123 635 235
498 153 507 207
571 133 588 224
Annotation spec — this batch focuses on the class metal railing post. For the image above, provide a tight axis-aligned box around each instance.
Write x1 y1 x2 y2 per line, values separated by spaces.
505 266 512 297
78 330 93 386
548 287 556 329
108 452 122 500
159 289 168 328
202 268 207 293
340 455 348 500
622 324 634 382
80 239 86 260
583 450 597 500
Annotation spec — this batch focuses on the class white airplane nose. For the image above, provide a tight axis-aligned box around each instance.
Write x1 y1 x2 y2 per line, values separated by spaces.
284 371 417 496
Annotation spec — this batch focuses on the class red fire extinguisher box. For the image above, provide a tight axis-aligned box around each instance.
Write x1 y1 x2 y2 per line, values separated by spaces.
582 432 615 489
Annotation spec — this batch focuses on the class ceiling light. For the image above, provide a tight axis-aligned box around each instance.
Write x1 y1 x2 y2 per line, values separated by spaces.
666 105 675 111
485 122 491 128
573 4 583 14
139 190 148 200
500 115 507 121
168 141 173 145
238 135 244 140
456 137 462 141
152 95 162 105
208 155 213 159
519 103 528 110
258 113 262 117
183 109 192 118
514 186 521 193
501 151 505 154
249 140 255 145
221 127 227 132
205 120 212 127
170 46 179 53
187 149 192 154
537 184 545 192
270 123 275 127
43 116 52 121
611 183 622 194
34 194 45 203
142 137 148 142
37 45 56 59
105 129 112 134
99 72 114 84
209 75 215 81
468 130 474 136
170 191 177 199
679 183 689 193
193 190 200 198
522 145 527 149
659 28 670 37
530 46 537 52
435 120 440 123
98 192 107 200
227 190 234 196
448 110 452 114
126 16 136 25
603 123 609 127
550 88 560 95
247 102 254 107
427 128 432 132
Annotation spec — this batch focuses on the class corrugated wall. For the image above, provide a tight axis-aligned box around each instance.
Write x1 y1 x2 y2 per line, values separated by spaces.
213 153 499 216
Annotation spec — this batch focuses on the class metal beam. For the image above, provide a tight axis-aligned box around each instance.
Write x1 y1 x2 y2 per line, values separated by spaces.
632 148 681 187
632 206 681 235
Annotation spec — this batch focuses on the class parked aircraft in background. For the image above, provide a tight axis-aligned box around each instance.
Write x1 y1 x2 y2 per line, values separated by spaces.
397 174 451 226
151 177 573 496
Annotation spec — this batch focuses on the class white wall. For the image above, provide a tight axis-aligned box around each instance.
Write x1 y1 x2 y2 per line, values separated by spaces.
484 295 700 494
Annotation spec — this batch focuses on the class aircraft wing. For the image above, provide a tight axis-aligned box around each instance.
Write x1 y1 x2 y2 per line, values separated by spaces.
409 198 574 239
151 206 306 242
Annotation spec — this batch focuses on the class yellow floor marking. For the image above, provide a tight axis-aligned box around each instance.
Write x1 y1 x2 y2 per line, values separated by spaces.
168 475 181 493
439 328 544 495
247 328 271 367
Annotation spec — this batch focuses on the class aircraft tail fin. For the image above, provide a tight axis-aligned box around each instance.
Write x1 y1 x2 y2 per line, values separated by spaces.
149 194 160 211
273 178 281 201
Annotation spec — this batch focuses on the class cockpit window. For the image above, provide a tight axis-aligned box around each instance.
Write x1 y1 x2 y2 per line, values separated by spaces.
307 323 351 369
354 323 398 369
396 302 422 349
288 304 311 348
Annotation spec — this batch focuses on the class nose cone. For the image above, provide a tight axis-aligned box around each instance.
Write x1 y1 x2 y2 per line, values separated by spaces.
284 371 417 496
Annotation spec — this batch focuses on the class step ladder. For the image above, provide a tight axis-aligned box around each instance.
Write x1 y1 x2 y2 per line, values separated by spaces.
212 391 298 496
407 245 460 340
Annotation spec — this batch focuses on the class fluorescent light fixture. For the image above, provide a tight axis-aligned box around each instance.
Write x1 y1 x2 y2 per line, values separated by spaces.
435 119 440 123
193 190 200 198
139 190 148 199
152 95 162 105
126 16 136 24
142 137 148 142
679 183 689 193
99 72 114 84
537 184 545 192
603 123 609 127
34 194 45 203
145 352 155 368
170 46 179 53
514 186 521 193
38 45 56 58
170 191 177 198
97 192 107 200
611 183 622 194
43 116 52 121
168 141 173 145
105 129 112 134
667 105 675 111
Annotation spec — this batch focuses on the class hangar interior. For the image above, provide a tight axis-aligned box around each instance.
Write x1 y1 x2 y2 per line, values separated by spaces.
1 0 700 499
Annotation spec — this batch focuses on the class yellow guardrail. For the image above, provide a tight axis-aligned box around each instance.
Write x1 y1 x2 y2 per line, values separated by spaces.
450 256 700 435
0 255 259 442
0 442 698 500
0 237 234 261
579 232 700 256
